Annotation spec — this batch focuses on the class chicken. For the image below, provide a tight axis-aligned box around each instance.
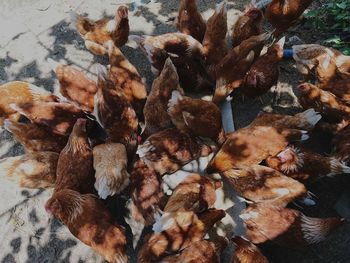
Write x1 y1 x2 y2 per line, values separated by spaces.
176 0 207 42
241 37 285 98
292 44 349 84
265 0 313 37
212 33 271 104
266 146 350 182
55 118 95 194
137 209 225 262
0 81 58 126
293 45 350 103
129 33 213 92
231 6 264 48
248 108 321 132
48 58 97 112
240 203 344 247
142 58 184 140
164 173 220 213
168 90 225 145
222 165 307 207
130 159 166 225
0 151 58 189
106 41 147 120
93 64 138 157
298 83 350 123
231 236 269 263
161 237 228 263
137 128 213 176
73 5 129 55
93 143 129 199
206 125 308 174
45 189 127 263
332 126 350 164
202 1 228 72
3 120 67 153
318 70 350 105
10 100 86 136
129 32 205 75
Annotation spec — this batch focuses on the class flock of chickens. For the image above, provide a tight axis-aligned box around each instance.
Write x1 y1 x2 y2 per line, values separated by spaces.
1 0 350 262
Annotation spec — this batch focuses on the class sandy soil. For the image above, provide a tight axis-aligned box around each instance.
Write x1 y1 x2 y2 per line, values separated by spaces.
0 0 349 262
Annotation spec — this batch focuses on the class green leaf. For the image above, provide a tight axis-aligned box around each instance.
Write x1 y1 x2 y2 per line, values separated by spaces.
336 2 347 9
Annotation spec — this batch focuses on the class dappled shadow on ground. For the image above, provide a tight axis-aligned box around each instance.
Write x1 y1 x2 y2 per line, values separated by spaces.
0 0 349 262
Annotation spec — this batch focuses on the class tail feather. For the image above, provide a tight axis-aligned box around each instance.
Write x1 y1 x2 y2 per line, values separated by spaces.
301 214 344 244
70 11 93 35
329 158 350 176
168 90 183 115
215 1 227 13
94 169 130 199
295 108 322 129
93 63 108 82
128 35 145 46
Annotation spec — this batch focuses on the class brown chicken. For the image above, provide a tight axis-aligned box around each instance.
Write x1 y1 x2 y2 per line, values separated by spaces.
248 108 321 132
176 0 207 42
142 58 184 140
129 32 205 74
319 71 350 105
293 45 350 103
266 146 350 182
164 173 220 213
240 203 344 247
0 151 58 188
3 119 67 153
93 143 129 199
55 118 95 194
130 159 166 225
222 165 307 207
202 1 228 72
0 81 58 126
48 59 97 112
106 41 147 120
332 125 350 164
241 37 285 97
11 100 86 136
161 237 228 263
231 6 264 49
93 64 138 157
137 209 225 263
129 33 213 92
137 128 213 176
73 5 129 55
168 90 225 145
213 33 271 104
265 0 313 37
231 236 269 263
206 125 308 174
298 83 350 123
45 189 127 263
292 44 349 84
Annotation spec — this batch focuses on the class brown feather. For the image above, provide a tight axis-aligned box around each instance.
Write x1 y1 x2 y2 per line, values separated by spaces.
55 119 95 194
45 189 127 263
137 128 213 176
0 151 58 188
176 0 207 42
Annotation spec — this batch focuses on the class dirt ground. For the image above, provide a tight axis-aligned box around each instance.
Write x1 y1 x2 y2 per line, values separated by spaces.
0 0 349 262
